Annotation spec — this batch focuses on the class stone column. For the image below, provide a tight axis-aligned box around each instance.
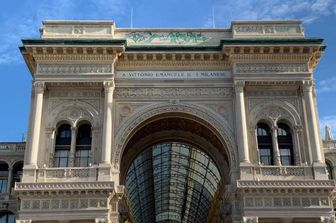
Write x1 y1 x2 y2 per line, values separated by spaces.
302 80 323 163
69 127 77 167
91 128 100 165
234 81 250 164
271 126 281 165
293 125 303 165
7 167 13 194
45 128 55 167
25 81 45 167
101 81 115 165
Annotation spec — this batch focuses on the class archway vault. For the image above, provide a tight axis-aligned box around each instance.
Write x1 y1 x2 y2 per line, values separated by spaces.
118 110 232 223
120 115 231 184
113 102 238 172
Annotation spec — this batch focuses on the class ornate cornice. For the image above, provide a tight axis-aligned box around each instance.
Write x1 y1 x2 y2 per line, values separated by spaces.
15 182 115 191
117 52 229 70
237 180 335 188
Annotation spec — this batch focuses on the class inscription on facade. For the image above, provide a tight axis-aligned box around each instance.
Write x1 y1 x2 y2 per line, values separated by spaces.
116 71 230 79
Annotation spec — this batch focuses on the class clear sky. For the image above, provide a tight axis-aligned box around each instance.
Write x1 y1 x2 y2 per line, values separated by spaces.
0 0 335 142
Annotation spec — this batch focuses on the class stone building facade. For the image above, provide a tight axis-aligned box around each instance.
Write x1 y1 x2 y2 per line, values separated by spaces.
0 20 336 223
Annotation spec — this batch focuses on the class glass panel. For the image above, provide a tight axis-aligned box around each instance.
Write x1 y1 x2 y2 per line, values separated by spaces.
126 142 221 223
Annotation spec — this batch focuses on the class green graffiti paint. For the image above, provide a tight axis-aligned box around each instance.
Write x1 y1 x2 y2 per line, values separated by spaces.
127 32 208 43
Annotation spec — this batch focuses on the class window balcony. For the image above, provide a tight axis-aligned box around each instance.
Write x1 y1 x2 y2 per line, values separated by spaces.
36 166 99 182
241 165 314 181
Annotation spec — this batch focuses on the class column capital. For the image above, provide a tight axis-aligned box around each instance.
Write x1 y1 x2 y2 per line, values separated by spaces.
33 81 45 94
104 80 115 93
70 126 77 133
234 80 245 92
271 126 278 131
294 125 303 132
243 216 258 223
16 220 32 223
95 218 110 223
302 80 313 92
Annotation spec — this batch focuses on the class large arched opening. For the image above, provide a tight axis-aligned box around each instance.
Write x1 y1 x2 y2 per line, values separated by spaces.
119 113 231 222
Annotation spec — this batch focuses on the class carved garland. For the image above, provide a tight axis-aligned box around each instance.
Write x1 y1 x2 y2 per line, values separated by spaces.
113 102 238 170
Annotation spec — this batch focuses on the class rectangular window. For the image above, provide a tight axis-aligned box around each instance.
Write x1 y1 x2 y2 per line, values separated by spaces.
54 150 70 167
259 148 273 165
0 179 8 193
75 149 90 167
280 148 292 165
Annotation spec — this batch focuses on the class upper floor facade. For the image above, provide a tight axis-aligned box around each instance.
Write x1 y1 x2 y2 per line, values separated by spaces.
0 20 334 223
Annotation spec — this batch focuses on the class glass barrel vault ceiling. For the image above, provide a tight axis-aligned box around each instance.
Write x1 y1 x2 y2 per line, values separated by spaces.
125 142 222 223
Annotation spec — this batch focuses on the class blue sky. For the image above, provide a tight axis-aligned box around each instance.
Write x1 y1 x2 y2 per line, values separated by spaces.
0 0 336 141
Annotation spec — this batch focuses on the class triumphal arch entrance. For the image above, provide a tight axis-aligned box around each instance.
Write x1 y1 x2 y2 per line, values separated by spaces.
14 20 335 223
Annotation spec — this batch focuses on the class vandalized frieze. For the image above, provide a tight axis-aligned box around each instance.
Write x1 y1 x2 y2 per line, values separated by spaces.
126 32 208 43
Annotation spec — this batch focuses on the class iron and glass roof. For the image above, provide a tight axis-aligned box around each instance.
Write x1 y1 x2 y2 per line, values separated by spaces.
125 142 221 223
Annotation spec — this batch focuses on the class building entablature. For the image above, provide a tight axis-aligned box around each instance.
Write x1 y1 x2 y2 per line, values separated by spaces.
20 20 325 84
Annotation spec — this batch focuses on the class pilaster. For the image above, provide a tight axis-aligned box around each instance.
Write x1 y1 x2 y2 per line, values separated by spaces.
99 80 115 181
234 80 250 164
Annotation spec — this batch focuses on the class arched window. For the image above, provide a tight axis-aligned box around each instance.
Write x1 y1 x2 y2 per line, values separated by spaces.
257 123 273 165
75 123 92 167
0 211 15 223
12 162 23 186
0 162 8 193
326 161 333 179
54 124 71 167
277 123 294 165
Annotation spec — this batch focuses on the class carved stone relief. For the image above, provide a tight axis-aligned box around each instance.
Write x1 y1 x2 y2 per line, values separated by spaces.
248 98 301 128
114 87 232 99
37 64 112 74
113 102 238 170
235 63 308 74
196 101 234 128
47 100 100 128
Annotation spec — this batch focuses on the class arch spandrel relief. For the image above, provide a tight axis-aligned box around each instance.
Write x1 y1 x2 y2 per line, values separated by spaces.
113 102 238 171
47 100 101 129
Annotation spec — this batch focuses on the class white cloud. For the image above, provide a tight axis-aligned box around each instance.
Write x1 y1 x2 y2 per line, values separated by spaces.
320 116 336 139
316 77 336 93
206 0 336 27
0 0 128 65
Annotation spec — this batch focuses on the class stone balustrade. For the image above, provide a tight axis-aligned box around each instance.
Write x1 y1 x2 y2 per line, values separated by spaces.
241 165 314 180
36 166 99 182
0 142 25 153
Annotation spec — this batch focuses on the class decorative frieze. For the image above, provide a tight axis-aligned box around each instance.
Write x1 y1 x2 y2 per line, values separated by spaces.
49 91 101 98
246 90 297 97
243 196 330 208
37 64 112 74
237 180 335 188
15 181 115 191
235 63 308 74
114 87 232 99
21 198 108 210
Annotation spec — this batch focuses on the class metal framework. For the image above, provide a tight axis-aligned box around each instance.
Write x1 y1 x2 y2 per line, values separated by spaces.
125 142 221 223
